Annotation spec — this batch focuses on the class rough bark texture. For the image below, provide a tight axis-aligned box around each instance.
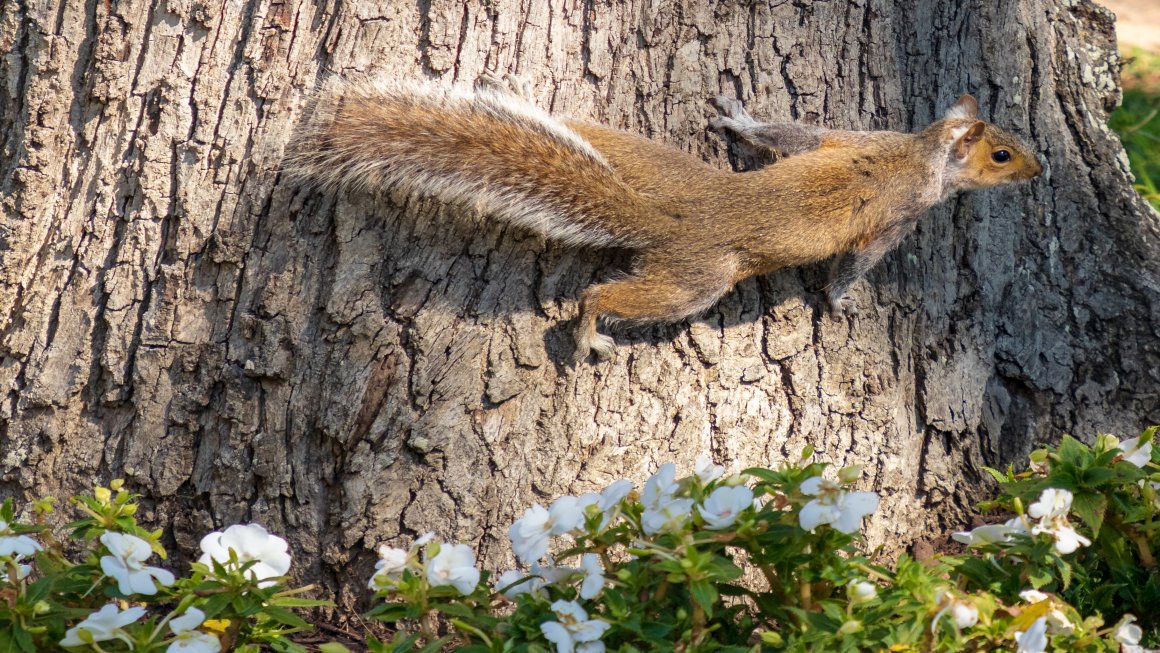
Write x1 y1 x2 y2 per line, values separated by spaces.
1 0 1157 609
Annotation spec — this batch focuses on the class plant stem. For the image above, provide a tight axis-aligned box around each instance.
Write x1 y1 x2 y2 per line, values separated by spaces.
1126 529 1156 570
691 597 705 645
800 580 812 611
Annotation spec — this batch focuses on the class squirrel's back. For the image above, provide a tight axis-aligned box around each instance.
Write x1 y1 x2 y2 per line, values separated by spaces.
286 80 668 249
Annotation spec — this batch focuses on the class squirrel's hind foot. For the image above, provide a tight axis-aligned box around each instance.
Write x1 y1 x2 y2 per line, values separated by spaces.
476 72 533 101
574 329 616 363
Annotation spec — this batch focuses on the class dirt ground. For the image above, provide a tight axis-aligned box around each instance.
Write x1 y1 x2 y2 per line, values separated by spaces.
1102 0 1160 52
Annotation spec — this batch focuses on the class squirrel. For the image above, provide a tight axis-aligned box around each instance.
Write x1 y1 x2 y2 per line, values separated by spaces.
286 75 1042 362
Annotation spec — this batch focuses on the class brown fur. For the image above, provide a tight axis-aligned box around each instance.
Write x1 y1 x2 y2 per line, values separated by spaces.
287 83 1042 362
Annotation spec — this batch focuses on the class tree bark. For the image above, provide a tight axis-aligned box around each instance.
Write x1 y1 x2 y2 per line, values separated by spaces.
1 0 1156 609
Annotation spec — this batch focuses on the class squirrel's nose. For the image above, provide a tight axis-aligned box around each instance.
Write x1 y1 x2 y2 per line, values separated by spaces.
1029 157 1044 178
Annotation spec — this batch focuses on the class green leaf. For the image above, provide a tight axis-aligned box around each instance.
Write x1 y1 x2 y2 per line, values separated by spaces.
982 466 1010 484
1056 435 1092 467
1077 467 1116 488
430 602 477 619
260 604 311 629
1069 492 1107 538
319 644 353 653
705 556 744 582
415 636 453 653
267 640 309 653
690 579 718 616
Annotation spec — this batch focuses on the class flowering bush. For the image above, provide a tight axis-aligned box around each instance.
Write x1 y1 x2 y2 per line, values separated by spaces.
363 440 1156 653
1 429 1156 652
949 429 1159 646
0 480 328 652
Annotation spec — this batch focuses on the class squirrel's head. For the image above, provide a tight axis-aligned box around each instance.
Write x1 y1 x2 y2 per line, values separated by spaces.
937 95 1043 191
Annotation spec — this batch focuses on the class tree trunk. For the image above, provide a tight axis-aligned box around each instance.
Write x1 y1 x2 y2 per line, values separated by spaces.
2 0 1156 609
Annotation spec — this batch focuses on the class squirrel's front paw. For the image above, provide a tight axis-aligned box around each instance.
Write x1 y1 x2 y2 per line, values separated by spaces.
710 95 756 123
827 294 858 318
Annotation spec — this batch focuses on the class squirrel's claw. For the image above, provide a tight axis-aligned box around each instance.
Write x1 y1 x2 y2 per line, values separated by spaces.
710 95 753 122
827 294 858 318
477 72 532 100
573 329 615 363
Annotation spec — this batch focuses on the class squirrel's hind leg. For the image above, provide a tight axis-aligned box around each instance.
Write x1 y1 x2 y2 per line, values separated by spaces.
710 96 825 158
574 261 737 362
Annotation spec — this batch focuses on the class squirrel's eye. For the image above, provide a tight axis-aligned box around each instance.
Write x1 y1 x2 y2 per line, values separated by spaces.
992 149 1012 163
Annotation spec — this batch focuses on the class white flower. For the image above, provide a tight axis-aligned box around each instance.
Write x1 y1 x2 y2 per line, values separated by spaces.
579 553 605 599
1019 589 1049 604
642 497 694 535
932 590 978 632
642 464 680 508
99 532 175 596
1044 608 1073 634
0 520 42 558
1028 488 1073 520
847 580 877 604
1014 616 1048 653
1046 522 1090 554
1117 436 1153 468
496 569 543 598
548 496 587 534
167 607 222 653
1017 589 1071 633
694 455 725 484
598 480 634 511
368 546 409 589
169 608 206 634
509 497 588 565
540 600 610 653
60 603 146 648
1005 515 1033 536
532 561 576 586
698 485 753 530
952 523 1023 546
1031 518 1091 555
1114 615 1144 651
510 504 553 564
425 543 480 595
1024 489 1091 555
197 523 291 587
798 477 879 534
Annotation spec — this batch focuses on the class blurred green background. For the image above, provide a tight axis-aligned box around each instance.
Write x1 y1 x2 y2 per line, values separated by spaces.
1111 47 1160 210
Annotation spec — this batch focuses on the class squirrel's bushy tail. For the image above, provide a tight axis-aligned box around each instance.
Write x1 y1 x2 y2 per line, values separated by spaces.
285 79 659 249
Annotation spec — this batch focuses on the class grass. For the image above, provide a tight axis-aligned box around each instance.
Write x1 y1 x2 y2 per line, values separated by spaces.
1109 47 1160 210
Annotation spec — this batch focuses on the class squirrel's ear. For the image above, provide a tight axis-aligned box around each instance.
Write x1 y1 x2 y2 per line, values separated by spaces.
944 95 979 120
951 121 986 159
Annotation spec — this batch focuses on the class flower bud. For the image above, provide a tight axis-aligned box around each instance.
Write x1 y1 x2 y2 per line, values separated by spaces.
837 619 863 635
847 580 877 605
32 601 51 615
759 631 784 645
1095 434 1119 451
94 487 111 503
838 466 863 485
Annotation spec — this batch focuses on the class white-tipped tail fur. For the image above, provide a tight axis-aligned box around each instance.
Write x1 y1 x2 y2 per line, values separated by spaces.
285 78 658 249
